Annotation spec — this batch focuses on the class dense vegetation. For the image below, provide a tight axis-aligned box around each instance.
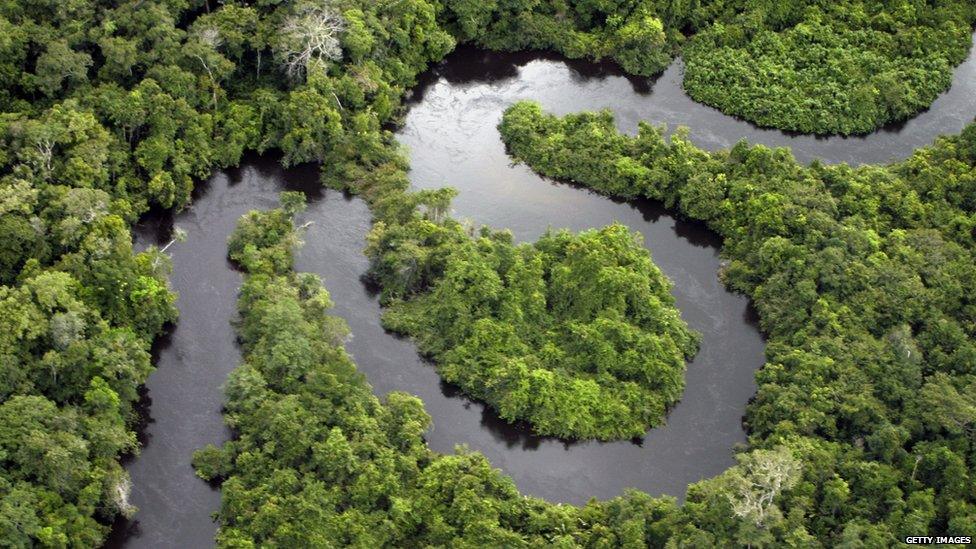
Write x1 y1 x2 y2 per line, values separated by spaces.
0 3 191 542
0 0 453 543
371 219 699 440
193 195 798 546
500 101 976 544
442 0 976 134
682 0 976 134
440 0 681 76
2 0 975 545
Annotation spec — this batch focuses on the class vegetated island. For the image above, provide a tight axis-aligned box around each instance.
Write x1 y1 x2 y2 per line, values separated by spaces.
372 219 700 441
193 194 778 547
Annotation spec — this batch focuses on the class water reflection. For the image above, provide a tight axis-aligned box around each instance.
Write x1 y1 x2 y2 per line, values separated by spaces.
409 32 976 165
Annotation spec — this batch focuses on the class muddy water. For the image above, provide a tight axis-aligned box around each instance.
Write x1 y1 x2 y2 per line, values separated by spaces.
113 35 976 547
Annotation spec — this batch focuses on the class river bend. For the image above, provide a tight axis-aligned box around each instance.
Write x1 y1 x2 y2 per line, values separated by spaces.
111 36 976 547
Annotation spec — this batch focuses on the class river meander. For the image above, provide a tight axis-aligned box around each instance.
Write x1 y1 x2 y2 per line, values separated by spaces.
110 35 976 547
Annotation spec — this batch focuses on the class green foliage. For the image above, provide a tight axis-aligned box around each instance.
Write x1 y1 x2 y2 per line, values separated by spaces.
501 100 976 545
443 0 976 134
682 1 976 134
370 219 699 439
0 0 455 540
227 194 303 276
0 91 178 544
3 0 975 544
441 0 679 76
200 198 701 546
196 2 976 541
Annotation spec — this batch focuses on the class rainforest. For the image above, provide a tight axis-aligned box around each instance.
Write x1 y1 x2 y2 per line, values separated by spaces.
0 0 975 547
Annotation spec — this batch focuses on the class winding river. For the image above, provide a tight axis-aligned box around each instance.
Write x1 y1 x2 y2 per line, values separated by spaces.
110 34 976 548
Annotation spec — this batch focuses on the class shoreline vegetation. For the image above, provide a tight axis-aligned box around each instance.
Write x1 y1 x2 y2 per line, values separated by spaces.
374 221 700 440
193 195 697 546
680 2 976 135
441 0 976 135
499 100 976 544
0 0 973 546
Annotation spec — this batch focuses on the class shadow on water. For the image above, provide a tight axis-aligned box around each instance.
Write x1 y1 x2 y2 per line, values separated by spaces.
407 46 655 106
114 31 976 547
557 179 723 249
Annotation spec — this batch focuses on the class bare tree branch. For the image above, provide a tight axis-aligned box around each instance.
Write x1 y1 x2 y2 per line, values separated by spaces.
727 446 801 529
276 3 345 81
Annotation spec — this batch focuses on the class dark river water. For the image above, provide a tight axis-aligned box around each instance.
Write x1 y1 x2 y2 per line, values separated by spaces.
110 34 976 548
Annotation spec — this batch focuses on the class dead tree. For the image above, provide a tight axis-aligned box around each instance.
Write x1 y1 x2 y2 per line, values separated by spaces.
276 3 345 81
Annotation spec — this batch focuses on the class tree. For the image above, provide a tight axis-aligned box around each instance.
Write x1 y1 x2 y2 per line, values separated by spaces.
185 26 235 112
97 36 139 81
372 218 699 440
32 40 92 97
276 2 346 81
726 446 801 541
920 373 976 436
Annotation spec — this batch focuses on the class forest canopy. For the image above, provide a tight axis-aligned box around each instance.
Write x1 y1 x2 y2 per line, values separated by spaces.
682 0 976 134
372 220 700 440
440 0 976 134
500 100 976 545
194 195 792 547
0 0 975 546
194 195 678 547
0 0 454 543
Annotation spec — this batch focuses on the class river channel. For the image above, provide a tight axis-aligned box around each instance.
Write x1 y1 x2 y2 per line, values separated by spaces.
111 35 976 547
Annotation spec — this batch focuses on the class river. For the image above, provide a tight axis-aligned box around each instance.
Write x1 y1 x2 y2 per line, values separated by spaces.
109 34 976 548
